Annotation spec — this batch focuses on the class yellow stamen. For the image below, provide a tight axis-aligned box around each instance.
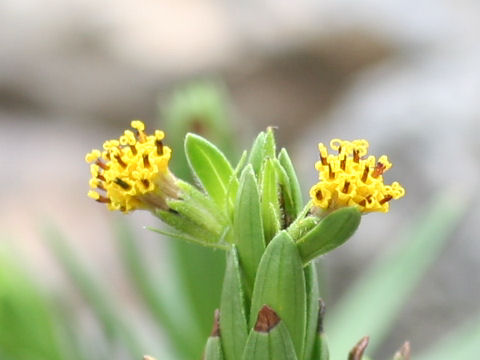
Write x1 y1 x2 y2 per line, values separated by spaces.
310 139 405 213
85 120 176 212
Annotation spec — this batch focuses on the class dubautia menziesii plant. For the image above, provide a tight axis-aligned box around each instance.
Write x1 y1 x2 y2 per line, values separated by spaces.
86 120 406 360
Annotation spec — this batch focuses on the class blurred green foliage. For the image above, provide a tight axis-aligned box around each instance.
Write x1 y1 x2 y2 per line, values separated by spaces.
0 81 476 359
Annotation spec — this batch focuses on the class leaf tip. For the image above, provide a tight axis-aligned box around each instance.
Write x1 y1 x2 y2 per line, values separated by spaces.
317 298 326 334
210 309 221 337
348 336 369 360
393 341 411 360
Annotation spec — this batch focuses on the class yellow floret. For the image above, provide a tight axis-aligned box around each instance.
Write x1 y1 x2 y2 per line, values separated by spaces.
85 120 177 212
310 139 405 213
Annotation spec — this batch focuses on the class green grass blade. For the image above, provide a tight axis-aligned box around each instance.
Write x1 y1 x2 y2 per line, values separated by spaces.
44 225 148 358
248 132 266 175
115 220 203 359
327 191 467 358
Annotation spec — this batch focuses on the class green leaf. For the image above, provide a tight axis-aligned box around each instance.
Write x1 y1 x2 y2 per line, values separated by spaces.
234 165 265 295
248 132 266 175
261 158 281 243
278 148 304 219
234 150 248 175
287 215 318 242
311 299 329 360
327 191 467 358
296 207 361 264
272 159 295 228
204 337 224 360
156 209 220 244
220 246 249 360
303 263 320 360
175 180 228 232
269 319 298 360
249 231 306 358
147 226 229 250
224 150 249 222
264 127 276 159
185 133 237 208
242 329 270 360
244 306 297 360
312 333 330 360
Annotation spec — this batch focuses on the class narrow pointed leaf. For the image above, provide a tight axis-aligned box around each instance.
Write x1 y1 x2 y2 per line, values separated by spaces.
234 165 265 293
220 247 248 360
392 342 410 360
147 226 229 250
296 207 361 264
272 159 295 228
242 330 270 360
269 319 298 360
312 299 329 360
261 158 281 243
312 333 330 360
327 191 467 358
248 132 266 175
249 231 306 358
348 336 370 360
204 337 224 360
156 209 220 244
264 127 276 159
205 310 224 360
303 263 320 360
234 150 248 175
175 180 228 231
278 148 303 217
226 150 249 219
185 133 237 208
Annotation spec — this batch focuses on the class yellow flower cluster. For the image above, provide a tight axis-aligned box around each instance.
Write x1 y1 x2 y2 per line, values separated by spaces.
310 139 405 213
86 120 177 212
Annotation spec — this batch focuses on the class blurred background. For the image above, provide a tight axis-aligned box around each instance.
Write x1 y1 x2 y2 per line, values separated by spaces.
1 0 479 359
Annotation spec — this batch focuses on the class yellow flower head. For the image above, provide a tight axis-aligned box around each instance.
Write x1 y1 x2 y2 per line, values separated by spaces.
310 139 405 213
86 120 178 212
